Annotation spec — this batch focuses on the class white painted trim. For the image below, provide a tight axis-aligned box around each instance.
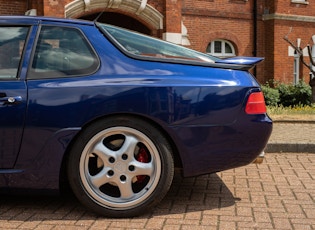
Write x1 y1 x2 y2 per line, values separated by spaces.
65 0 164 30
25 9 37 16
163 32 182 44
263 13 315 23
291 0 309 5
288 46 309 56
163 22 191 46
108 0 122 8
181 22 190 46
136 0 147 15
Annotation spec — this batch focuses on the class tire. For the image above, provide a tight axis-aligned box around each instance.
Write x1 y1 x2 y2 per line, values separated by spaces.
67 116 174 217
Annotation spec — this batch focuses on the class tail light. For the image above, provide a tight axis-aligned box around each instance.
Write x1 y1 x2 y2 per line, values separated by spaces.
245 92 267 114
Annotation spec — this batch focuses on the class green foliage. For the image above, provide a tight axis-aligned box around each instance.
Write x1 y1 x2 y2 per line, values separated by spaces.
294 80 313 105
261 84 279 106
261 80 312 107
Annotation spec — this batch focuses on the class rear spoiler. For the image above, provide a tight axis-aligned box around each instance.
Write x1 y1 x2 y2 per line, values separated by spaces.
215 57 264 70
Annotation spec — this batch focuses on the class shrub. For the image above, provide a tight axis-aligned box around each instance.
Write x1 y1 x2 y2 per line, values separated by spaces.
261 80 312 107
277 82 295 107
261 84 280 106
294 80 312 106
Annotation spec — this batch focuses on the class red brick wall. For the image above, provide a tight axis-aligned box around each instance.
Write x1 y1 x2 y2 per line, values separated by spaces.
256 18 266 83
181 1 253 52
263 19 275 83
31 0 44 16
0 0 43 16
275 0 313 15
264 0 276 13
0 0 27 15
183 0 252 13
263 0 315 84
182 0 267 81
164 0 182 33
148 0 164 17
273 20 314 84
43 0 70 17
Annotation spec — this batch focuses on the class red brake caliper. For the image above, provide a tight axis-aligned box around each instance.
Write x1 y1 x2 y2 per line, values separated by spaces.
136 147 149 183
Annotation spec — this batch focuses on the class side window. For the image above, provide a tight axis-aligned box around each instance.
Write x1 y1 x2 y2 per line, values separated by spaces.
206 39 236 58
0 27 29 80
30 26 99 79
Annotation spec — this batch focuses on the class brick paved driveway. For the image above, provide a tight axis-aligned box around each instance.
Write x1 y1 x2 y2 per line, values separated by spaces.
0 153 314 230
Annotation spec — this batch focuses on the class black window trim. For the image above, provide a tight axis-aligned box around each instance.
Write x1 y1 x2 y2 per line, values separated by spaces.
27 24 100 80
0 25 31 81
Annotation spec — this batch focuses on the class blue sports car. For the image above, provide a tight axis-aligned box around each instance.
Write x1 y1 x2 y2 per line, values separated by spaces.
0 16 272 217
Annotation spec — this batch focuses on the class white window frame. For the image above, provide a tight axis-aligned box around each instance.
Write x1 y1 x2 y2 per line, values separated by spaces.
206 39 236 58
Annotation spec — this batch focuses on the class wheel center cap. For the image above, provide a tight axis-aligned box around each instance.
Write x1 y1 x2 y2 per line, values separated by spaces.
114 161 126 173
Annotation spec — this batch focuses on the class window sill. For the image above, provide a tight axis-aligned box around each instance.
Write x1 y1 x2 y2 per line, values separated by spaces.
291 0 309 4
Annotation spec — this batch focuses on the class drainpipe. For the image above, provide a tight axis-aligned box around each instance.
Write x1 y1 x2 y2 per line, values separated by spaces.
27 0 31 10
253 0 257 76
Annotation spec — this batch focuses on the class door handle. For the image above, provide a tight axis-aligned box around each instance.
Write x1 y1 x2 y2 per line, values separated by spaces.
0 96 22 104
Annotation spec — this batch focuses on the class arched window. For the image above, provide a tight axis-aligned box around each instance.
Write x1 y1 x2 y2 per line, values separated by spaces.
206 40 235 58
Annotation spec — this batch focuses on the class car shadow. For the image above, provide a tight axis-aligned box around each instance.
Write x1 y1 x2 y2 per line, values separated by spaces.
0 172 237 221
152 171 237 216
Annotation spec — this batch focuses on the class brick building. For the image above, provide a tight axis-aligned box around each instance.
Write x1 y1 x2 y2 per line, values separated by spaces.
1 0 314 85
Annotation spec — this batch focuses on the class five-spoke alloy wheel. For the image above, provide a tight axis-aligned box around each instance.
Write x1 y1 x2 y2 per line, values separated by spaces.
68 116 174 217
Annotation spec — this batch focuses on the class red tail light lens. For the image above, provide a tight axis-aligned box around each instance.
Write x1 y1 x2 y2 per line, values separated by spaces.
245 92 267 114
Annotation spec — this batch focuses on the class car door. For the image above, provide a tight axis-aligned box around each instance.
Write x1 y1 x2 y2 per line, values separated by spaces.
0 26 30 168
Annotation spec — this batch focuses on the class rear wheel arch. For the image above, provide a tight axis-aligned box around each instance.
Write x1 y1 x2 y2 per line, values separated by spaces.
59 113 182 216
61 113 182 170
60 113 182 179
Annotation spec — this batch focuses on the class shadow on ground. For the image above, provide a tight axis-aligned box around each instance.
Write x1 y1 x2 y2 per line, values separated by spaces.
0 172 236 221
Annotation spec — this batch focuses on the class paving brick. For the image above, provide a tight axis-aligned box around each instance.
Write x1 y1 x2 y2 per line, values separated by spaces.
291 224 313 230
200 214 218 226
238 221 274 229
162 225 181 230
0 153 314 229
253 211 271 223
145 218 164 229
272 217 293 230
33 224 55 230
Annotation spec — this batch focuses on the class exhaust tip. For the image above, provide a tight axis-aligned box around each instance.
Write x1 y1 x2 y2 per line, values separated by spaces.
253 151 265 164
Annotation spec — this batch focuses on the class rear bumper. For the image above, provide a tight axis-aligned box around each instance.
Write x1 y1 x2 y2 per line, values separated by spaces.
173 114 272 177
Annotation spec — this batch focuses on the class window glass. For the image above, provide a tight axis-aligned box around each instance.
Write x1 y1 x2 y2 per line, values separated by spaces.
0 27 29 79
98 23 219 63
30 26 99 79
225 42 233 54
206 40 235 58
214 41 221 53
